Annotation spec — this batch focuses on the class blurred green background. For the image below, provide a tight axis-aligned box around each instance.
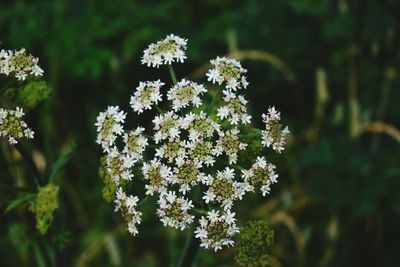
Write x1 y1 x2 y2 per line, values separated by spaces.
1 0 400 266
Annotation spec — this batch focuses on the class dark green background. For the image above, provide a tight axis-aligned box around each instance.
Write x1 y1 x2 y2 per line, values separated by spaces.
1 0 400 266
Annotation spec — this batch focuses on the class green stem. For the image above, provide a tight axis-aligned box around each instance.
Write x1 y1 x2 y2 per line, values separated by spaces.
14 143 43 187
155 105 164 114
168 65 178 85
177 231 200 267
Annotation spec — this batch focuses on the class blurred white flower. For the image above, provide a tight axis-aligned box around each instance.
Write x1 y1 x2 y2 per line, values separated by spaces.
0 107 34 145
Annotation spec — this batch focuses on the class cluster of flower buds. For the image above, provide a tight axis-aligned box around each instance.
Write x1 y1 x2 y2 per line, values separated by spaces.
95 34 289 251
0 48 43 81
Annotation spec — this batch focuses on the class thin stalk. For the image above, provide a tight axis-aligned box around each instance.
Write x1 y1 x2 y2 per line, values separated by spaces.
177 231 200 267
14 143 43 187
168 65 178 85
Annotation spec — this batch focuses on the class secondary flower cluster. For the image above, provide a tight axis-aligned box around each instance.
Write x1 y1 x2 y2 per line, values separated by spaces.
96 34 289 251
0 48 43 81
0 107 34 145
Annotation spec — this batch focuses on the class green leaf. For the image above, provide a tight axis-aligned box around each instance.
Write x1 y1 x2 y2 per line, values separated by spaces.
33 241 47 267
4 193 35 214
48 143 76 182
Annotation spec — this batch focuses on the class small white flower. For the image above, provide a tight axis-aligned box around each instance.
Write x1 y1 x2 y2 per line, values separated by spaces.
142 159 172 195
217 95 251 125
202 167 248 210
157 191 194 230
122 127 148 160
95 106 126 153
261 106 289 153
106 148 135 184
0 107 34 145
206 57 248 93
195 209 239 251
153 111 183 143
214 128 247 164
241 156 278 196
141 34 188 68
167 79 207 111
0 48 44 80
114 187 142 236
170 159 205 195
130 80 164 114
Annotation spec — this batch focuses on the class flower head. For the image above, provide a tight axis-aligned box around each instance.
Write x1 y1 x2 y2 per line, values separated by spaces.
130 80 164 114
214 128 247 164
122 127 148 160
195 209 239 251
95 106 126 153
241 156 278 196
202 168 248 210
142 159 172 195
0 48 43 80
206 57 248 93
157 191 194 230
261 107 289 153
167 79 207 111
141 34 187 68
106 148 135 184
217 95 252 125
114 187 142 235
0 107 34 145
181 111 219 142
153 111 183 143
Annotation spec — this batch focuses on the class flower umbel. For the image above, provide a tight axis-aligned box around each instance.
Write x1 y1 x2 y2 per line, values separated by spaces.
0 107 34 145
95 34 289 250
261 106 289 153
0 48 43 80
141 34 187 68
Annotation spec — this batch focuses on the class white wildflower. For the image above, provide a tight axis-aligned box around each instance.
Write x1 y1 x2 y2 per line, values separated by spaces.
106 148 135 184
214 128 247 164
141 34 187 68
0 107 34 145
130 80 164 114
95 106 126 153
114 187 142 236
217 95 252 125
122 127 148 160
0 48 43 80
157 191 194 230
202 167 248 210
167 79 207 111
241 156 278 196
142 159 172 195
195 209 239 251
206 57 248 92
153 111 182 143
261 106 289 153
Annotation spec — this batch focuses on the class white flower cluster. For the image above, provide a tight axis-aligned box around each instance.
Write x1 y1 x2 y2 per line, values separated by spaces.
206 57 248 95
141 34 187 68
195 210 239 251
242 156 278 196
0 48 43 81
261 106 290 153
130 80 164 114
95 34 290 251
0 107 34 145
115 187 142 235
167 79 207 111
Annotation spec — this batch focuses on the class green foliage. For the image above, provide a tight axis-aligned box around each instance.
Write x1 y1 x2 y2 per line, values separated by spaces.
235 220 274 267
29 184 59 235
4 80 51 109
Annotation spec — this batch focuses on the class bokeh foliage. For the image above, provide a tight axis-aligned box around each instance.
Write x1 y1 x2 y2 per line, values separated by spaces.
1 0 400 266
